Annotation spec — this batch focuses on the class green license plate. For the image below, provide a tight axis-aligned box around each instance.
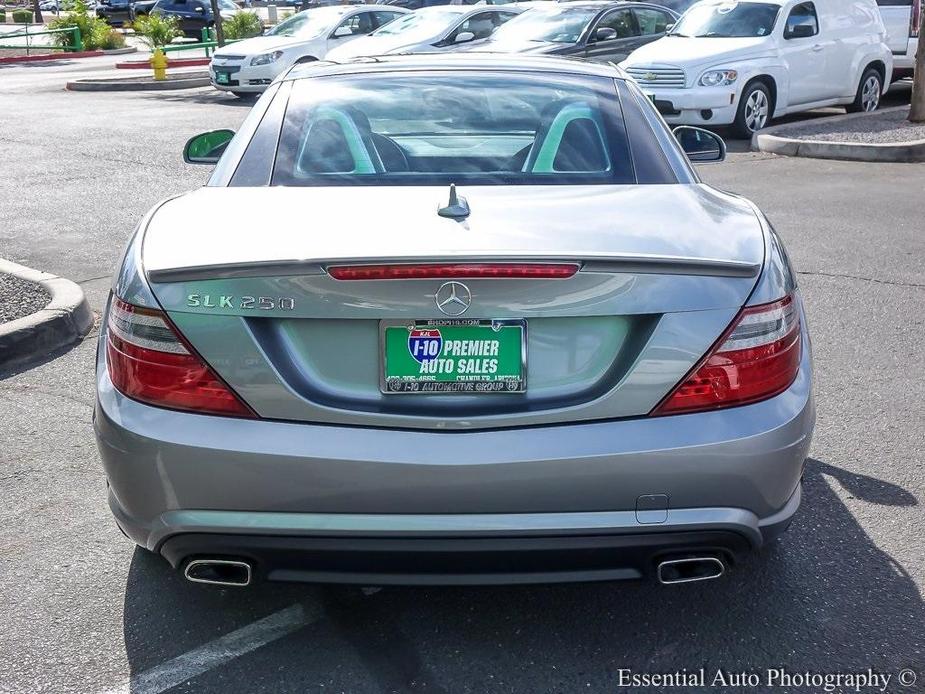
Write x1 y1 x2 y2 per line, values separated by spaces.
215 72 230 85
381 319 526 394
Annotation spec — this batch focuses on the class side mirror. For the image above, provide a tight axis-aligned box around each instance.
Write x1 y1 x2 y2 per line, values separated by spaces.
333 25 353 37
454 30 475 43
665 22 674 31
183 129 234 164
673 125 725 163
785 24 814 39
593 26 617 41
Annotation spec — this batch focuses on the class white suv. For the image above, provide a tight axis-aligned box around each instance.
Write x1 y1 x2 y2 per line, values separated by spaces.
621 0 893 137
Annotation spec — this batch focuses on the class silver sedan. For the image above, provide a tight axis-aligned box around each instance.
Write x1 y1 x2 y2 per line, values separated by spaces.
94 55 814 588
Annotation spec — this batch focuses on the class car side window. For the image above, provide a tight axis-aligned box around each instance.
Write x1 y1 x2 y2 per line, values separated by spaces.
335 12 375 36
593 9 637 40
632 8 670 35
371 10 403 28
784 2 818 38
450 12 500 40
492 11 518 27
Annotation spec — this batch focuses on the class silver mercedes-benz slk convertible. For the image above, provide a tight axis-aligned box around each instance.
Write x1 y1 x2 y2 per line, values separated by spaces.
94 54 814 588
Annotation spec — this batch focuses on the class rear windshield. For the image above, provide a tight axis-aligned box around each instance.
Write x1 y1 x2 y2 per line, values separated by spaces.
272 72 634 186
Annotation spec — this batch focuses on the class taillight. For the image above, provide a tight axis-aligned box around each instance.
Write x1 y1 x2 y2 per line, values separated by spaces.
652 294 801 416
105 297 254 418
327 263 580 280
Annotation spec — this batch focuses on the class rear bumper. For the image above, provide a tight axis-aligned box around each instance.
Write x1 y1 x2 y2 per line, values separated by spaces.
124 482 800 584
159 527 762 586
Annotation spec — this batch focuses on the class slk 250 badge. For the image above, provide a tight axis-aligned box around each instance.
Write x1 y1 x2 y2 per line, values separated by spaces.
186 294 296 310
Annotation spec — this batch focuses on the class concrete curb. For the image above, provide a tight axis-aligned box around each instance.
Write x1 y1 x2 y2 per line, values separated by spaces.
65 71 210 91
0 258 94 372
0 49 103 64
0 47 134 65
751 106 925 163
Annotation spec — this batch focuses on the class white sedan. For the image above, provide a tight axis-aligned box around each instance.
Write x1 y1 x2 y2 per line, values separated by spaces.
325 5 523 60
209 4 409 96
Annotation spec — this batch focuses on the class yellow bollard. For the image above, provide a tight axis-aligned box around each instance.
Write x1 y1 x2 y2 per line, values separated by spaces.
150 48 168 81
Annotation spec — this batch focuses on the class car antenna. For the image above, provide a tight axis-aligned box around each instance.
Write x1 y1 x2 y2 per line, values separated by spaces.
437 183 470 220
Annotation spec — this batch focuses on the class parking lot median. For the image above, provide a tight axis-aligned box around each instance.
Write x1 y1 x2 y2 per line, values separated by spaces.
753 106 925 163
0 257 94 372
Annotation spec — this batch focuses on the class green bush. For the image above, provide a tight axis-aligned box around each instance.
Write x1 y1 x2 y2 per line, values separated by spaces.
11 8 33 22
47 0 112 49
133 12 180 49
99 28 126 49
223 11 263 40
0 9 7 22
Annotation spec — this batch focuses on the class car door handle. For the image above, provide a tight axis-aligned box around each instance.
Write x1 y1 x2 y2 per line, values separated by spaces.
812 43 823 51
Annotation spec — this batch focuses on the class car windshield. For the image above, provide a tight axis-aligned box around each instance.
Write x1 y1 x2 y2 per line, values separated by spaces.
670 1 778 38
267 7 347 38
488 6 598 44
371 8 466 40
270 72 633 186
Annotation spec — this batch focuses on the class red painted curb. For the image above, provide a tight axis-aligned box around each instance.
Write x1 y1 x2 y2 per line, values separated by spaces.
0 50 104 64
115 57 211 69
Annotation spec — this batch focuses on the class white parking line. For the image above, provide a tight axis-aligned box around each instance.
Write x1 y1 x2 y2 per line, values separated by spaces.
98 603 317 694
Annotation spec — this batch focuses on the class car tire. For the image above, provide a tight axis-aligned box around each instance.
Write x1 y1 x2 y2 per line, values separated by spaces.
732 81 772 139
846 67 882 113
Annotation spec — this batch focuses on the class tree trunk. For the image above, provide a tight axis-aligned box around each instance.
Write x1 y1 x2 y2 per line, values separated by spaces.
32 0 44 24
910 6 925 122
209 0 225 46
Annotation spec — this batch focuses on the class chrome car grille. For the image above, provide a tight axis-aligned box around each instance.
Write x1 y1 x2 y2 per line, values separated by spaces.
625 66 686 89
213 55 247 63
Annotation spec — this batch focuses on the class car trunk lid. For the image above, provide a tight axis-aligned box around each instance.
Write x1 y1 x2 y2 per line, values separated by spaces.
143 184 764 430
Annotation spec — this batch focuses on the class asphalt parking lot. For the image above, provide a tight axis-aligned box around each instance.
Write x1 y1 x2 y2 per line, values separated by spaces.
1 57 924 694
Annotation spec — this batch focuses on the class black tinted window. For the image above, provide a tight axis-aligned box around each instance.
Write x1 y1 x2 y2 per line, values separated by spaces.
596 9 637 38
784 2 818 38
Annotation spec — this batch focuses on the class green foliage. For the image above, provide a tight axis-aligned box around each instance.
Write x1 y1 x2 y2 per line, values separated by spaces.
133 12 180 49
99 28 126 49
0 9 7 22
47 0 113 50
223 11 264 40
11 8 34 22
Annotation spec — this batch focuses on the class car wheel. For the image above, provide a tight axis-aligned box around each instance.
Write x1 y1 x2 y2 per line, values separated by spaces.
732 81 772 139
846 67 881 113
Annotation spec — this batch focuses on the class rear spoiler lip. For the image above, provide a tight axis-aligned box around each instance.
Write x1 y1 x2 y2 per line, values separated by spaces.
147 255 761 283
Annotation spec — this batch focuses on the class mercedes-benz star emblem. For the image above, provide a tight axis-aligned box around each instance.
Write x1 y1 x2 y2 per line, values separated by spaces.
435 281 472 317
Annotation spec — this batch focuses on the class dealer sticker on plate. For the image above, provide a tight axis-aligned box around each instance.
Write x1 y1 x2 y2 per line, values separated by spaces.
381 319 526 394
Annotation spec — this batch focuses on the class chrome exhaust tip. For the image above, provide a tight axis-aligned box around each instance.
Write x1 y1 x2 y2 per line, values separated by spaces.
657 556 726 585
184 559 253 587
